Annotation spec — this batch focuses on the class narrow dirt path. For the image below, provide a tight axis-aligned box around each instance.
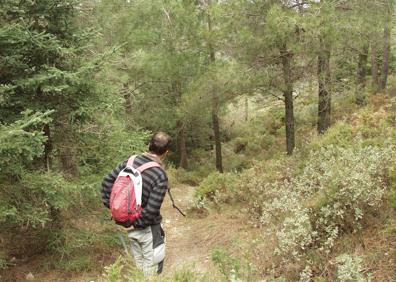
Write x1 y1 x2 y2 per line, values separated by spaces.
161 184 209 272
160 184 250 274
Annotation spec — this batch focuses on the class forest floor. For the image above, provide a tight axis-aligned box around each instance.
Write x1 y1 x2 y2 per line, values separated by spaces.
2 184 254 281
161 184 254 275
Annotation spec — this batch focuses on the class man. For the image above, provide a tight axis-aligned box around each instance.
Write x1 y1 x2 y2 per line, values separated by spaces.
101 132 171 275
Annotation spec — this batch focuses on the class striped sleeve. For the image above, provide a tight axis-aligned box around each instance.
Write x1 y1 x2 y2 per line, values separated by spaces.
101 161 127 208
133 171 168 228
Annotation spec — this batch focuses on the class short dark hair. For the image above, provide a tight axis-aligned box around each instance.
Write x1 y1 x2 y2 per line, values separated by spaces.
148 132 172 155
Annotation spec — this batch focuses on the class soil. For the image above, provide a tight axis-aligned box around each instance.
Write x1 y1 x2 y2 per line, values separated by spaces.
161 184 249 274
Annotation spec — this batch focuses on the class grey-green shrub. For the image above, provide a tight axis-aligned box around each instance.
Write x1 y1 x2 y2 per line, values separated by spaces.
241 141 395 260
335 254 370 282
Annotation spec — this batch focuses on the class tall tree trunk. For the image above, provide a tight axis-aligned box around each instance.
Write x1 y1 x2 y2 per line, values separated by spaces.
171 80 188 169
207 3 223 173
121 83 132 128
43 124 52 171
317 40 331 134
211 101 223 173
371 41 380 90
379 25 391 91
177 121 188 169
280 44 295 155
57 123 79 178
244 97 249 122
356 45 369 105
295 0 304 14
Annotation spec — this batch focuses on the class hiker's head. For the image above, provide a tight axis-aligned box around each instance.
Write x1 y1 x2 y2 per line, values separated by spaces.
148 132 172 157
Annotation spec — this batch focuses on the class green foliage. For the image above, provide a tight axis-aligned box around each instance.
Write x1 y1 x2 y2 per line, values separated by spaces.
168 159 217 187
335 254 370 282
308 122 354 150
167 267 209 282
100 256 211 282
0 111 76 227
101 257 136 282
211 247 256 281
171 169 203 187
233 104 396 265
77 120 150 175
48 227 115 257
212 248 241 280
0 251 6 271
46 227 120 272
0 110 52 174
58 255 92 272
0 0 395 279
386 166 396 210
195 172 237 208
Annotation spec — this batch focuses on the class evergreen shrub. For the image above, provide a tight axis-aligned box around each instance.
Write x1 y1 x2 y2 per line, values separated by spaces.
239 140 395 260
335 254 369 282
195 172 237 208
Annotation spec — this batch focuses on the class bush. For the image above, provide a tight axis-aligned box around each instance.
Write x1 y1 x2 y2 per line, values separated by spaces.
212 248 241 280
386 166 396 210
239 140 395 262
46 227 119 272
195 172 237 208
167 164 216 187
335 254 370 282
0 111 79 228
211 247 256 281
308 122 354 151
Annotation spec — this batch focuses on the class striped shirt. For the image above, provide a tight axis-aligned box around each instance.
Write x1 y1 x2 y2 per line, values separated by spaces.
101 154 168 228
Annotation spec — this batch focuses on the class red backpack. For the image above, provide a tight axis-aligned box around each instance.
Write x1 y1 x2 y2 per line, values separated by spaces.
109 155 161 225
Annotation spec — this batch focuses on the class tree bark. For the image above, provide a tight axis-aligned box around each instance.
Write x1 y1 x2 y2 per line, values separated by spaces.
280 44 295 155
177 121 188 169
43 124 52 171
379 25 391 91
171 80 188 169
356 45 368 105
207 2 223 173
121 83 133 128
57 123 79 178
244 96 249 122
371 42 379 90
60 145 79 178
317 40 331 134
295 0 304 14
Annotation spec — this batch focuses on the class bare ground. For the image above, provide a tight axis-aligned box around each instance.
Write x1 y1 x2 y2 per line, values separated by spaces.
161 184 251 274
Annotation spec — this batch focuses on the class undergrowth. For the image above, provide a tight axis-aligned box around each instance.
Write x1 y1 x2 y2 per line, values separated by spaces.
194 95 396 280
100 256 216 282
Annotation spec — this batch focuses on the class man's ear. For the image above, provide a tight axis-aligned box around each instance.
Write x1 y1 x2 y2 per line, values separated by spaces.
162 150 169 159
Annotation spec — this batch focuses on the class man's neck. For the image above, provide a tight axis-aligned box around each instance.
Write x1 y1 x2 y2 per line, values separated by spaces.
144 152 163 163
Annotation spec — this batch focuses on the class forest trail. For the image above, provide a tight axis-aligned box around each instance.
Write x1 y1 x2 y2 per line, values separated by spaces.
160 184 249 274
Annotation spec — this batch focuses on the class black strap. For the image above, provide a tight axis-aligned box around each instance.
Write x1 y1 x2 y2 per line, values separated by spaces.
167 189 186 217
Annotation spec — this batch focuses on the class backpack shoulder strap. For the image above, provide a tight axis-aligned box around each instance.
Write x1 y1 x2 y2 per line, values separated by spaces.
137 161 162 173
126 155 137 168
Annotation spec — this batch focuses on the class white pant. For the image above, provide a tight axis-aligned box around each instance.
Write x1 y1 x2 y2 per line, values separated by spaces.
127 225 165 276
